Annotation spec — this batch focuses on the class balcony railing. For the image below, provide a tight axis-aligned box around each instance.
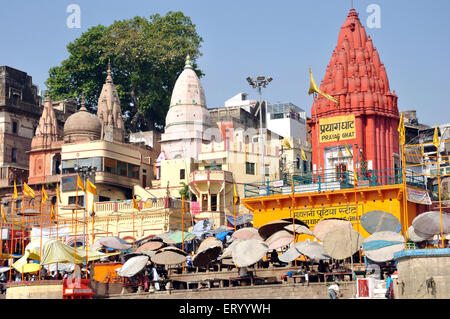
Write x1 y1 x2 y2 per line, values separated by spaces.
94 197 190 214
244 168 427 198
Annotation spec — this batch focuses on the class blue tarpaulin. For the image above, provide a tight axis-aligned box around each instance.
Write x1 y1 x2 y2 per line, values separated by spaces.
226 215 253 226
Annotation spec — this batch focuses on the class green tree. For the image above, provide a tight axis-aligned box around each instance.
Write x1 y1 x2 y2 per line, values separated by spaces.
46 11 203 132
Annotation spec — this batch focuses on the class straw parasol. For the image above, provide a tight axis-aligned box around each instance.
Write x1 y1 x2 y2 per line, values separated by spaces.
231 238 268 267
293 241 330 260
411 211 450 236
198 236 223 252
284 224 313 236
323 225 364 260
313 218 351 242
150 247 188 266
264 230 294 250
218 239 240 260
362 231 405 262
360 210 401 234
192 246 222 267
116 255 149 277
232 227 263 241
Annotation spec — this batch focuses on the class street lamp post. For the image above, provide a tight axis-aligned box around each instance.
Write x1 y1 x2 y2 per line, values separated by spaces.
246 76 272 184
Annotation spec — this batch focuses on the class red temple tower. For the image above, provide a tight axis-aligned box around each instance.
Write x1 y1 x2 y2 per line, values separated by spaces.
308 8 400 180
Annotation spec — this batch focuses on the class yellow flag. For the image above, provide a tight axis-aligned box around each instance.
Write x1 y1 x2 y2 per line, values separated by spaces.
77 174 85 192
23 182 35 198
301 148 307 161
41 185 48 204
91 201 95 217
132 197 140 211
50 205 55 220
398 112 405 146
433 125 439 149
282 137 292 149
56 183 62 204
233 183 239 205
1 205 7 223
13 180 18 200
345 144 353 157
86 179 97 195
308 67 339 107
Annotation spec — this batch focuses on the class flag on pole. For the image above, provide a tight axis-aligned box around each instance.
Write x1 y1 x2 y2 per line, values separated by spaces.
433 125 440 149
41 185 48 204
282 137 292 149
86 179 97 195
308 67 339 107
50 205 55 220
91 201 95 217
23 182 35 198
56 183 62 204
398 112 405 146
13 180 18 200
132 196 140 211
77 174 85 192
233 183 239 205
345 144 353 157
301 148 307 161
1 205 7 223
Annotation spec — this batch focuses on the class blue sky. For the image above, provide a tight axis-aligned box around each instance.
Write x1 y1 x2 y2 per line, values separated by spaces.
1 0 449 126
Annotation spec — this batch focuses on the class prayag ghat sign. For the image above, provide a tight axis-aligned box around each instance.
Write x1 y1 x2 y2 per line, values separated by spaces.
290 204 363 227
319 114 356 143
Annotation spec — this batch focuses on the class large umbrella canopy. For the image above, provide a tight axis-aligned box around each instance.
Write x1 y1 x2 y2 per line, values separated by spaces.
313 218 352 241
407 225 432 242
218 240 240 260
226 214 253 227
231 238 268 267
265 230 294 250
411 211 450 236
193 246 222 267
362 231 405 262
198 236 223 252
136 241 164 253
116 255 149 277
150 247 187 266
360 210 401 234
92 236 132 251
192 219 214 238
258 219 291 240
278 246 302 263
208 225 234 235
164 231 196 245
323 225 364 260
284 224 314 236
293 241 330 260
232 227 263 241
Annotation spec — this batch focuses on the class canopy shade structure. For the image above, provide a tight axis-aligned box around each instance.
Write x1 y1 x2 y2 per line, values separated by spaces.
264 230 294 250
284 224 313 236
91 236 133 251
150 247 187 266
218 240 240 260
136 241 164 253
231 238 268 267
193 246 222 267
164 231 196 245
360 210 401 234
232 227 263 241
278 246 302 263
407 225 432 242
226 214 253 227
191 219 214 238
116 255 149 277
323 225 364 260
411 211 450 236
362 231 405 262
313 218 352 242
198 236 223 252
258 220 292 240
293 241 330 261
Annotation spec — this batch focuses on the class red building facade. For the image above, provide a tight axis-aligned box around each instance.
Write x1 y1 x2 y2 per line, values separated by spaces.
308 9 400 179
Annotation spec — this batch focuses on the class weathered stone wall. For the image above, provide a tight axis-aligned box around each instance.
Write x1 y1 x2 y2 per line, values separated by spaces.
394 249 450 299
6 280 63 299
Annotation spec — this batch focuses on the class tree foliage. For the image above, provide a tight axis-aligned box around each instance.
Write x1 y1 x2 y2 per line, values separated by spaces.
46 11 203 132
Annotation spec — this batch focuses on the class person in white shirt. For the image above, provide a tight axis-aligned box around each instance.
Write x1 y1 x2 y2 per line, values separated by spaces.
328 282 340 299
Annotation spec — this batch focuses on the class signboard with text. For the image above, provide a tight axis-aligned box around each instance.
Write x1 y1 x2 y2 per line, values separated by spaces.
319 114 356 143
291 204 363 228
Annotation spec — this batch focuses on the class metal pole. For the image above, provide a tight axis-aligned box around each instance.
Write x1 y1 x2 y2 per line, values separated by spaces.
259 85 265 184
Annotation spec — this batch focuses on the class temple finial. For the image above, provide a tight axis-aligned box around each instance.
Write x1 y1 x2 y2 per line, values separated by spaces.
184 55 193 69
106 59 113 83
80 92 87 111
